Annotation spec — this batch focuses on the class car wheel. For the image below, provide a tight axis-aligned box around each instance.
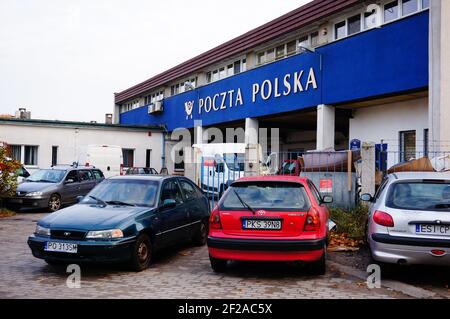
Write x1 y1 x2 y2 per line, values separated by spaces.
192 220 208 246
48 194 61 212
368 246 395 277
308 245 327 275
129 234 152 272
209 255 227 273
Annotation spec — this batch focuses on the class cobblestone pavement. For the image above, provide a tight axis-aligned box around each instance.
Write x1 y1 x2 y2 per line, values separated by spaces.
0 212 411 299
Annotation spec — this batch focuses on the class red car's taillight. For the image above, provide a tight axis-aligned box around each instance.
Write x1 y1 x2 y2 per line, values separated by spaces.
304 208 320 231
373 210 394 227
209 208 222 229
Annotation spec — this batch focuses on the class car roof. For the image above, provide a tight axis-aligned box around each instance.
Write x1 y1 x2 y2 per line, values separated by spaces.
233 176 308 183
109 175 176 182
388 171 450 181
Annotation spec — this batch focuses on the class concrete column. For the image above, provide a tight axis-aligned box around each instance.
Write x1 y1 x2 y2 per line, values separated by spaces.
193 121 203 185
246 52 257 70
361 142 376 197
113 104 121 124
429 0 450 153
316 104 335 150
245 118 260 176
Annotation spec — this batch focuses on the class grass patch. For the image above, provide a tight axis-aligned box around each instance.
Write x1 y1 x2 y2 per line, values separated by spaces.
0 208 16 218
329 205 369 241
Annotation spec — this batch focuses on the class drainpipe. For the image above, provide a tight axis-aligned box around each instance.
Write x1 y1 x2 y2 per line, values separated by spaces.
161 125 168 171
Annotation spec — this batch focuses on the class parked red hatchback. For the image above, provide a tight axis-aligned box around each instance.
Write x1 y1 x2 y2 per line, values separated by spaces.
207 176 332 274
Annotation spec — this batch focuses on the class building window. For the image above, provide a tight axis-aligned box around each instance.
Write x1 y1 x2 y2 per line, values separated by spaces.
146 149 152 168
206 59 246 84
286 40 297 56
275 45 285 60
384 1 399 23
422 0 429 9
24 146 38 166
402 0 418 16
227 64 234 77
145 91 164 105
122 149 134 168
120 99 140 113
335 21 346 39
212 70 219 82
347 14 361 35
174 149 184 171
423 129 429 157
51 146 58 166
298 35 309 49
257 52 266 65
170 78 197 96
399 130 416 162
9 145 21 162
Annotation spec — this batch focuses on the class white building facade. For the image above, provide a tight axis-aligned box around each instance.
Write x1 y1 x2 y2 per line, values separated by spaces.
0 119 164 173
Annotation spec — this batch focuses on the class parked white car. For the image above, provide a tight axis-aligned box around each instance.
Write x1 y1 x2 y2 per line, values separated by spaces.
361 172 450 266
194 143 277 196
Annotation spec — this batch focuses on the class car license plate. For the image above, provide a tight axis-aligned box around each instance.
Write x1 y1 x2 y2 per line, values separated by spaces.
9 198 23 204
416 224 450 236
242 219 282 230
45 242 78 254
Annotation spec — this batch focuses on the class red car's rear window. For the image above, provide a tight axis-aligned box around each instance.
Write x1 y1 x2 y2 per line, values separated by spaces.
220 181 310 211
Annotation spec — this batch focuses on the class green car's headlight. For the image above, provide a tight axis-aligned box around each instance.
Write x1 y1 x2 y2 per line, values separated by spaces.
86 229 124 239
35 225 51 237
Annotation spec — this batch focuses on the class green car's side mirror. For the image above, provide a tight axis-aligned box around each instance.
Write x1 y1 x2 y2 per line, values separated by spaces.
161 199 177 210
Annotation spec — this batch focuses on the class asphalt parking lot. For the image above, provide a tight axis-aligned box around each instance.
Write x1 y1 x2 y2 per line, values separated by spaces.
0 211 448 299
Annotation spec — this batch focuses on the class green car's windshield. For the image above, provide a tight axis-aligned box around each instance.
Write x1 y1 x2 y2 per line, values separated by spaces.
83 179 159 207
27 169 66 183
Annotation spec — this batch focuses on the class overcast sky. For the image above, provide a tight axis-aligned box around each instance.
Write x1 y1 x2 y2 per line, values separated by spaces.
0 0 311 123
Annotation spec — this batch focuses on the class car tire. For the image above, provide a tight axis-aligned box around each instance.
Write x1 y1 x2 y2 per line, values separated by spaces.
308 245 327 275
368 246 395 277
192 220 208 246
48 194 61 212
209 255 227 273
129 234 152 272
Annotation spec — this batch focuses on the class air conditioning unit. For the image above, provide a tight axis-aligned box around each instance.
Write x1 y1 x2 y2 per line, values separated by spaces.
148 101 163 114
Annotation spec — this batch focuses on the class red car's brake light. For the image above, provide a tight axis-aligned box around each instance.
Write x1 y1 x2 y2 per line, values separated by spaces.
304 207 320 231
373 210 394 227
209 208 222 229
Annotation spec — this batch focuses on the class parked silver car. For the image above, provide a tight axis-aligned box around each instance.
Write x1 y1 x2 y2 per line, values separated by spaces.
361 172 450 266
6 165 105 212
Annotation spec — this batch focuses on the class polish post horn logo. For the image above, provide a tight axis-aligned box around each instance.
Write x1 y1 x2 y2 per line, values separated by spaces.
184 100 194 120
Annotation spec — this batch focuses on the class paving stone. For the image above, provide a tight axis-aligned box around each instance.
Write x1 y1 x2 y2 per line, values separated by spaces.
0 212 410 299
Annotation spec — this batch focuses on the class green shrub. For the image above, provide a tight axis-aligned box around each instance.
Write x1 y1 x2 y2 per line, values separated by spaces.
329 205 369 240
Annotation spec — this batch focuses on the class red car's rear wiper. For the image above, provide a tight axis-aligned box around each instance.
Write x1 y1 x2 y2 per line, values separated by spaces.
233 189 256 215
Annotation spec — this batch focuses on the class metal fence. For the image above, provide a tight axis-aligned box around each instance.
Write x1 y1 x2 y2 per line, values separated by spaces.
377 150 450 175
199 150 360 209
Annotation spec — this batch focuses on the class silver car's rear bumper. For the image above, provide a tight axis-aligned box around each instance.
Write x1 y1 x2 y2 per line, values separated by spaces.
370 233 450 266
